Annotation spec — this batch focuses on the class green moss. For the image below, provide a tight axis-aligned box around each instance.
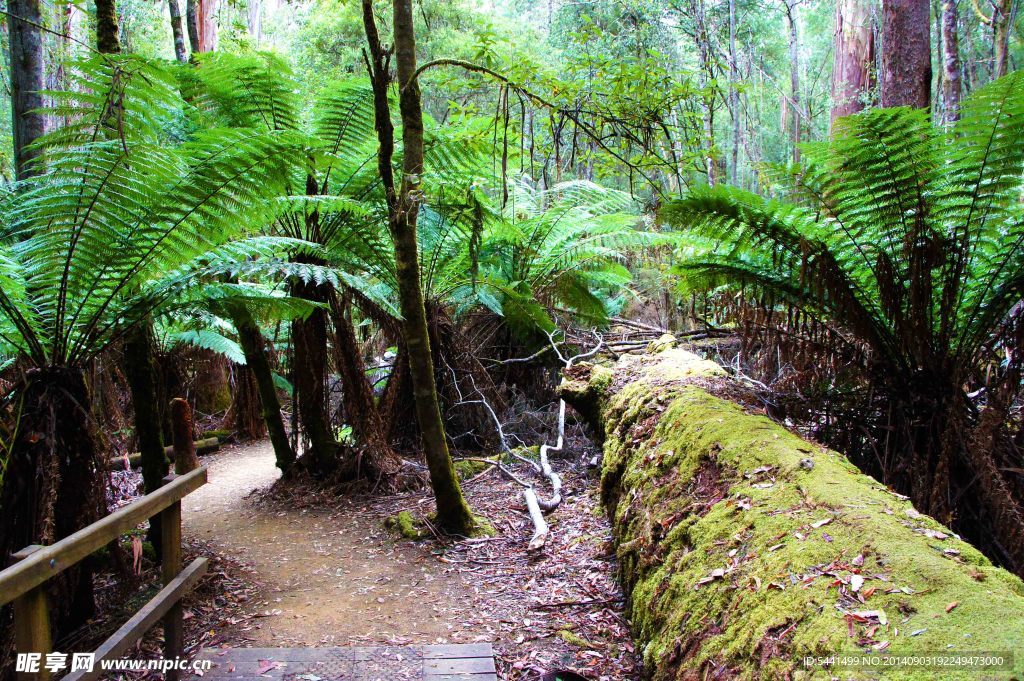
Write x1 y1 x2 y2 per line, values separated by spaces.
558 629 595 648
454 458 490 479
574 349 1024 680
384 511 428 540
500 445 540 465
647 333 678 353
202 429 231 442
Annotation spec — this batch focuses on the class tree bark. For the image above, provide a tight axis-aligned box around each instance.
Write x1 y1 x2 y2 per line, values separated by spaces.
832 0 876 125
880 0 932 109
168 0 188 62
247 0 262 44
0 368 103 633
7 0 46 181
124 324 168 496
992 0 1013 78
185 0 200 52
690 0 716 184
330 292 403 485
941 0 962 122
230 307 296 471
290 253 340 475
170 398 201 474
728 0 740 185
362 0 477 535
95 0 121 54
783 0 802 162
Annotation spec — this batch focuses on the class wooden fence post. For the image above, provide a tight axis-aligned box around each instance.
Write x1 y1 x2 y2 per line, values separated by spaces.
170 398 200 475
12 545 51 681
159 474 183 681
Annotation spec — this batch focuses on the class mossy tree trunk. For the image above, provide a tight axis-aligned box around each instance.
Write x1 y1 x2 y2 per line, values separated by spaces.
231 306 296 472
362 0 476 534
561 349 1024 679
94 0 120 53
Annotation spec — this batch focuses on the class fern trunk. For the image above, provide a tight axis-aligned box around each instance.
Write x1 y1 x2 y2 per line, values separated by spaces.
329 292 403 486
289 256 340 475
124 322 168 563
232 306 296 472
0 367 104 636
227 362 268 441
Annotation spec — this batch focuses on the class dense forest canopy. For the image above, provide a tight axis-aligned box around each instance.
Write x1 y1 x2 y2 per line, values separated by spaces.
0 0 1022 677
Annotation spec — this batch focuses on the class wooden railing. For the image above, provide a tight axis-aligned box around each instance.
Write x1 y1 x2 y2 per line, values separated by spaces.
0 467 208 681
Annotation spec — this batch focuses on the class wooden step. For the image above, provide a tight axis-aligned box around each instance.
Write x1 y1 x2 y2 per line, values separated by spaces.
195 644 497 680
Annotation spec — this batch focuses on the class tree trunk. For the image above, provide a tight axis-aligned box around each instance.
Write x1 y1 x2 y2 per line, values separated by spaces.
992 0 1013 78
363 0 477 535
784 0 802 163
231 306 296 471
941 0 962 122
124 324 168 496
7 0 46 181
0 367 104 633
191 0 218 51
690 0 716 184
95 0 121 53
170 398 201 474
880 0 932 109
290 255 340 476
168 0 188 62
227 362 267 440
329 292 403 486
247 0 262 44
185 0 200 53
832 0 876 125
728 0 740 185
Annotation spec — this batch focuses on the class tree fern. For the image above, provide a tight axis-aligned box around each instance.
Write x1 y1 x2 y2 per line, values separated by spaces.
662 70 1024 572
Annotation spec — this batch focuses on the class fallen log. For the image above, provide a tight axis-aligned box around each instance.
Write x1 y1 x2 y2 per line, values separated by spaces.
560 347 1024 680
108 438 220 470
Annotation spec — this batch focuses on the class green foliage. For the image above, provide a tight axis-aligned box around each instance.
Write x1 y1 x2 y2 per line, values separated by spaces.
663 71 1024 380
0 55 307 368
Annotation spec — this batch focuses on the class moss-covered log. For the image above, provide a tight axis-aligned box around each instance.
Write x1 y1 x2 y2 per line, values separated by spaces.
561 348 1024 680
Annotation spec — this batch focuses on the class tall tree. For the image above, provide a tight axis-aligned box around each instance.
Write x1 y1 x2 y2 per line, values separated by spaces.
690 0 717 184
783 0 802 162
832 0 875 124
728 0 740 184
7 0 46 180
95 0 121 53
941 0 962 122
168 0 189 62
185 0 216 52
880 0 932 108
362 0 477 535
247 0 262 45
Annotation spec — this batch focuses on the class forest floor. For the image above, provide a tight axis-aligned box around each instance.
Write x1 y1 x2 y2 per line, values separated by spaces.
178 440 640 680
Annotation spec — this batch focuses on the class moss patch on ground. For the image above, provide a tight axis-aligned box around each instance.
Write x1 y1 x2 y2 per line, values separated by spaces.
384 511 429 540
561 349 1024 680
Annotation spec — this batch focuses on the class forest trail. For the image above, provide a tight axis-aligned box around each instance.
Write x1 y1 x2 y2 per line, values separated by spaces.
181 441 475 647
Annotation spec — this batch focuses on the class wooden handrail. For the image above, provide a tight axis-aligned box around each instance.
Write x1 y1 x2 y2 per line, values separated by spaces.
0 466 207 607
4 466 207 681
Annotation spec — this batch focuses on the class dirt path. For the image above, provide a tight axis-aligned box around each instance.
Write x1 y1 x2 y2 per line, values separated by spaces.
182 440 640 679
183 441 473 647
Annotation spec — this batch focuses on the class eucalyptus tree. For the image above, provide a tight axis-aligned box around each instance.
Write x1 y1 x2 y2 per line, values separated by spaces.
663 72 1024 570
0 54 305 625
